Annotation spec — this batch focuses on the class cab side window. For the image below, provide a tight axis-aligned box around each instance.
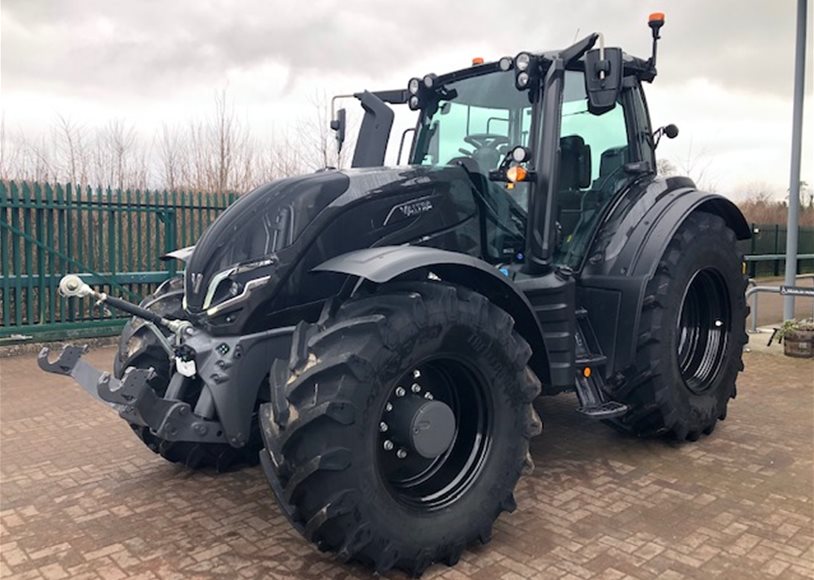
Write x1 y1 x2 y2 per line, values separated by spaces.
555 71 633 267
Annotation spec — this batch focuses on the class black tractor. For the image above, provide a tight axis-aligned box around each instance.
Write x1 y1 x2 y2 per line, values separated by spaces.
40 14 749 576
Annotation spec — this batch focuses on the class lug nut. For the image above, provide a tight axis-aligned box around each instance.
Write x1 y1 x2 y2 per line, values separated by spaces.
385 402 393 412
411 383 421 393
395 386 406 397
383 440 394 451
424 392 433 400
379 421 389 433
396 448 408 459
413 369 421 379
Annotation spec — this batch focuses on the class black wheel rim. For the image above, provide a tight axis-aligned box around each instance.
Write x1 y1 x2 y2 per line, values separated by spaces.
676 268 730 393
377 357 492 511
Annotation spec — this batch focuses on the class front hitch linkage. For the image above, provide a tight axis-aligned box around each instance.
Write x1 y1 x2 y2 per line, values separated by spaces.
58 274 188 334
38 274 227 444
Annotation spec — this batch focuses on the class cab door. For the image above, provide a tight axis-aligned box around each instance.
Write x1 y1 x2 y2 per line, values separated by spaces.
553 72 654 269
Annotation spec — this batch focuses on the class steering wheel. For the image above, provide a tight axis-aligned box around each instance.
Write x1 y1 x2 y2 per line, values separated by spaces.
462 133 510 151
457 133 511 171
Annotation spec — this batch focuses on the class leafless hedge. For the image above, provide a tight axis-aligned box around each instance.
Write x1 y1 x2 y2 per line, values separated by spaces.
0 90 350 195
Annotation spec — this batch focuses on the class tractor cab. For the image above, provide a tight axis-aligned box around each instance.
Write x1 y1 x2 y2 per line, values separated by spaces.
406 58 654 272
334 15 670 275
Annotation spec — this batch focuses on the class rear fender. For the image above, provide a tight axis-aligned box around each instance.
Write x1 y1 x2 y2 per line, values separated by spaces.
629 192 749 279
580 181 750 375
314 246 552 386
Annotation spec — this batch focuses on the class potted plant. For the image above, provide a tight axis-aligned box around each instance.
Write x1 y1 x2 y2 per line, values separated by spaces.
776 318 814 358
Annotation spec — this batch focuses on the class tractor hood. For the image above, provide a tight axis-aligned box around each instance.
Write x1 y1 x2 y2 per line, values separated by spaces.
183 165 478 316
184 171 351 312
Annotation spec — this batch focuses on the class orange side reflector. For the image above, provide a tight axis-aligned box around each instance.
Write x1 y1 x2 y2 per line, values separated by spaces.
472 57 485 65
649 12 665 24
583 367 592 378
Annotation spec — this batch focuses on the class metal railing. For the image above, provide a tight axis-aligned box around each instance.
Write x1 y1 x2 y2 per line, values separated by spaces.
747 274 814 333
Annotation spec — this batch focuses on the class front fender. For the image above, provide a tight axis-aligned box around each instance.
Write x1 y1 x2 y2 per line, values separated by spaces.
314 246 553 386
160 245 195 263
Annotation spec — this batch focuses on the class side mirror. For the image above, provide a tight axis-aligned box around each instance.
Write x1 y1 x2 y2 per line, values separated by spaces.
330 108 347 154
653 123 679 147
584 47 622 115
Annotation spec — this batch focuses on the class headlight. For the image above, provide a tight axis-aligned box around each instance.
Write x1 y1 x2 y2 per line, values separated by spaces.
409 95 420 110
515 52 531 72
200 256 278 314
408 77 420 95
422 73 437 89
511 146 530 163
515 71 530 89
498 56 513 71
206 275 272 317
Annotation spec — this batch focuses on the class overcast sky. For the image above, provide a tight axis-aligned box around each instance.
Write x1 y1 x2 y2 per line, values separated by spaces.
2 0 812 199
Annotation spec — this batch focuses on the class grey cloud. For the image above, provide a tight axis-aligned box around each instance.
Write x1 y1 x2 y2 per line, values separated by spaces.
2 0 811 102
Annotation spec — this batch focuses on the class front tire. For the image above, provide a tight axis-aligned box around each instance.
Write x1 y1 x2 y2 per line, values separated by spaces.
609 212 748 440
260 281 541 575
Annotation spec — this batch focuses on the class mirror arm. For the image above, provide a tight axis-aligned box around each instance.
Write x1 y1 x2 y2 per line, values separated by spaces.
653 127 664 148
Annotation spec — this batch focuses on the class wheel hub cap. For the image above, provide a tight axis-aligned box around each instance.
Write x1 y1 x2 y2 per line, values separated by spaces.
389 396 456 458
378 362 492 510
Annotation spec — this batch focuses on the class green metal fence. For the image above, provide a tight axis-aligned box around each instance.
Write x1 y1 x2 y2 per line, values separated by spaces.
3 181 814 342
742 223 814 277
0 181 236 341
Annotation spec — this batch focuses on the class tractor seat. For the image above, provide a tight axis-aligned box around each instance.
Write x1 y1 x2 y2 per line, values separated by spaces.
591 146 629 195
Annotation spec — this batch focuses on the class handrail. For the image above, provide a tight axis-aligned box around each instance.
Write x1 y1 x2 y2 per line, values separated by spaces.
745 253 814 262
747 274 814 333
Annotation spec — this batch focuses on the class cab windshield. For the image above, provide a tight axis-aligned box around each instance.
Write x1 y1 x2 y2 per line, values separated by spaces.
410 70 534 207
409 68 639 269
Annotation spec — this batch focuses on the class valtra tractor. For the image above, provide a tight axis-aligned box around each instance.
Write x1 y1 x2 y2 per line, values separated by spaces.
40 14 750 576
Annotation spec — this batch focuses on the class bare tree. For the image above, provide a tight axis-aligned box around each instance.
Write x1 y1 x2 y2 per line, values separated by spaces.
157 123 186 191
92 120 138 189
735 181 814 226
27 134 56 183
296 91 352 170
54 114 90 185
656 158 676 176
673 139 716 191
0 113 7 179
0 88 357 191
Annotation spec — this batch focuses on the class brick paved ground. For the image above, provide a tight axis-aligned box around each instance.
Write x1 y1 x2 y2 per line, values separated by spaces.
1 347 812 579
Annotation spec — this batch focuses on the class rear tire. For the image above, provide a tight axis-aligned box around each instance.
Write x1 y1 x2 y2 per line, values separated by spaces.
115 277 261 470
260 281 541 576
609 212 748 440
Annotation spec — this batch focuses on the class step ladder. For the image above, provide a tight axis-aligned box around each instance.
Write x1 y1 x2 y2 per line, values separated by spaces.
574 308 628 420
